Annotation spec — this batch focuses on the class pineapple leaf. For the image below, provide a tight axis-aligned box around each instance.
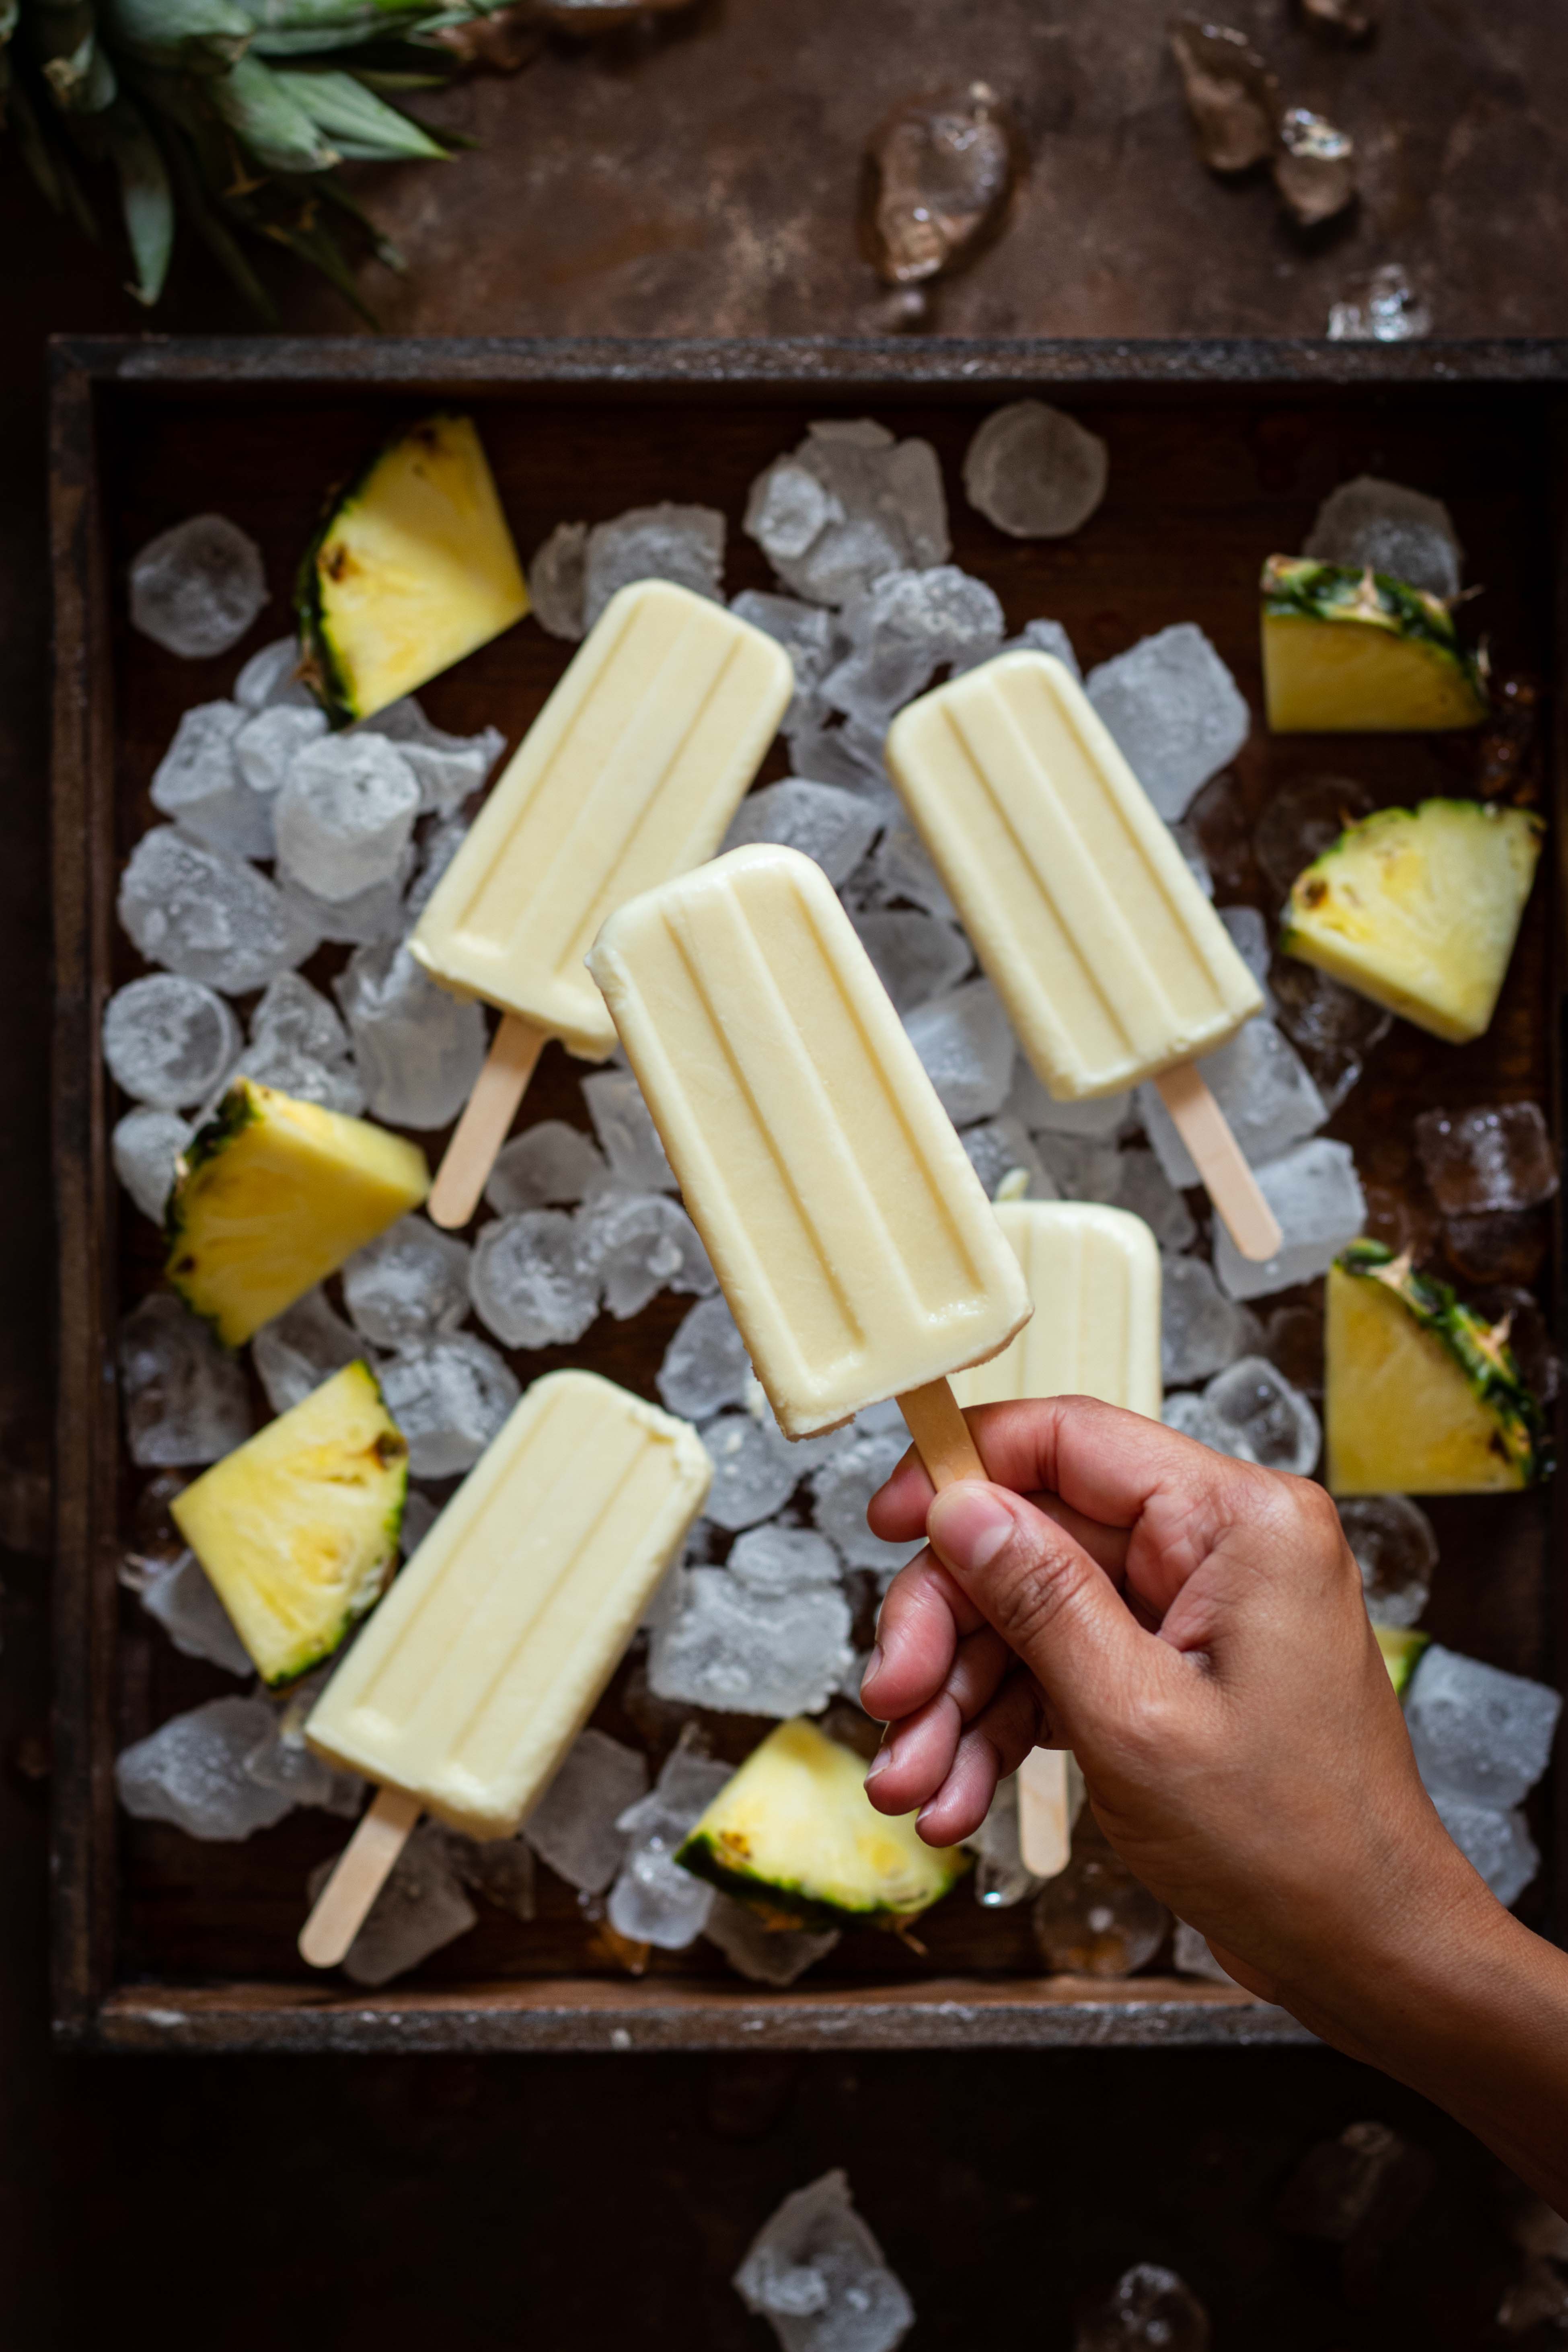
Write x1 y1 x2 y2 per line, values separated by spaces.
277 62 445 157
312 165 405 268
103 0 256 72
7 68 101 234
208 49 337 167
103 90 175 301
265 197 378 322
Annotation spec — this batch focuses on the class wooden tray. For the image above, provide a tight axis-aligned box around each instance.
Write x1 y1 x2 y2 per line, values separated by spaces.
49 335 1566 2054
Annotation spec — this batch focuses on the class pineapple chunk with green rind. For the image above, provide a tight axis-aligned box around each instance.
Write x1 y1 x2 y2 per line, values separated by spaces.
1326 1243 1551 1497
296 413 528 725
1261 555 1488 732
171 1361 408 1686
675 1717 968 1931
166 1079 430 1347
1280 799 1543 1045
1375 1623 1431 1698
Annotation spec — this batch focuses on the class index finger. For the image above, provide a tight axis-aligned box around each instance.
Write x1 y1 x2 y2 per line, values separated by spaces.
869 1396 1204 1537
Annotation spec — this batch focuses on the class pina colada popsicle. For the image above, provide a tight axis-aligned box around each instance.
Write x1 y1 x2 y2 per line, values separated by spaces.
410 580 792 1227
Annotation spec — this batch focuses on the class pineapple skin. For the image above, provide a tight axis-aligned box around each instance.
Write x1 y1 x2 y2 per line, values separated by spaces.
1375 1623 1432 1698
166 1080 430 1347
1260 556 1488 733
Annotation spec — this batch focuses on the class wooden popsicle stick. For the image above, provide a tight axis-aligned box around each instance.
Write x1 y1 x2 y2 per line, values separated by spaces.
298 1784 422 1969
428 1013 546 1231
896 1375 986 1485
1154 1063 1283 1264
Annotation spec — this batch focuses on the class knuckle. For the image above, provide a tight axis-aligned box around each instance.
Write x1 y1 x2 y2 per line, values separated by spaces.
982 1521 1084 1658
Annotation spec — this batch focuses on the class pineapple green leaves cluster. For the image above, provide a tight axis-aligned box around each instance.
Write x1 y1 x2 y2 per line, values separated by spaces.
0 0 510 317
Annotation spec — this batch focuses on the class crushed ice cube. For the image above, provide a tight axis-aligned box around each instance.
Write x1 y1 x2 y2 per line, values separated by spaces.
118 827 319 993
607 1730 732 1949
442 1828 536 1921
577 1190 715 1319
1338 1494 1436 1628
1007 1058 1129 1141
1200 1355 1321 1475
961 1114 1052 1201
377 1332 521 1477
1033 1133 1122 1203
234 635 313 713
234 970 364 1115
787 713 896 809
904 978 1015 1123
1414 1103 1558 1216
343 1215 471 1348
734 2168 914 2352
308 1819 477 1986
1268 955 1390 1112
729 591 835 727
580 1066 677 1192
1304 475 1462 602
334 938 487 1129
1254 773 1375 901
1430 1794 1539 1910
274 732 421 904
1074 2264 1209 2352
359 697 504 816
1163 1390 1225 1446
722 778 881 888
744 419 948 607
116 1695 296 1840
658 1294 753 1421
1086 624 1250 821
112 1106 191 1225
252 1285 366 1415
810 1433 921 1577
861 819 957 921
138 1549 252 1675
1161 1254 1261 1387
103 973 239 1111
822 565 1003 727
1404 1643 1561 1809
964 1770 1042 1909
486 1120 612 1212
119 1292 251 1467
728 1523 843 1594
699 1410 800 1531
1032 1848 1170 1976
247 1682 363 1817
1274 106 1356 228
582 503 725 631
524 1726 648 1892
705 1895 840 1986
527 520 588 641
1217 904 1272 993
1116 1146 1197 1252
864 78 1015 293
1212 1137 1366 1301
400 1488 439 1557
232 702 330 798
651 1563 854 1715
129 514 267 659
150 701 273 859
853 910 970 1015
1172 1921 1237 1985
962 401 1108 539
280 850 415 950
1168 14 1278 171
1327 261 1431 343
1139 1020 1326 1187
470 1210 598 1349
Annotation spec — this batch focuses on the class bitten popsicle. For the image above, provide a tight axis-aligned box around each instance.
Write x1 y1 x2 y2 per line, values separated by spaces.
586 842 1032 1485
298 1369 711 1968
410 579 793 1227
885 651 1281 1261
953 1200 1162 1875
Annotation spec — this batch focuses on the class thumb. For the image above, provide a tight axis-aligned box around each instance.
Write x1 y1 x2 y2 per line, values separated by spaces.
925 1479 1143 1733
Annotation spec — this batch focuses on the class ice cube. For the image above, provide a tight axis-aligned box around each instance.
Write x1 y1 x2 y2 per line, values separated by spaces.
119 1292 252 1468
112 1106 191 1225
523 1726 648 1893
1217 904 1272 993
235 970 365 1115
607 1730 732 1949
1162 1389 1223 1445
1116 1146 1197 1252
527 520 588 641
651 1565 854 1715
399 1489 440 1557
960 1115 1053 1201
722 778 881 888
1269 955 1391 1112
252 1285 366 1415
810 1433 921 1577
1254 773 1375 900
787 713 896 810
1074 2264 1209 2352
377 1332 521 1477
150 700 273 858
577 1191 715 1319
699 1410 800 1531
1260 1301 1326 1398
962 401 1108 539
274 732 421 904
138 1549 252 1674
729 591 836 726
248 1678 364 1817
728 1523 843 1594
1337 1494 1436 1628
118 827 319 993
1006 1057 1129 1141
1009 616 1082 678
704 1895 840 1986
401 813 470 930
1303 475 1462 602
359 698 504 817
964 1770 1043 1908
821 565 1004 727
865 76 1015 293
853 910 970 1015
582 503 725 631
442 1828 536 1921
1139 1020 1326 1188
128 514 268 658
308 1819 477 1986
486 1120 612 1213
1430 1794 1539 1910
1034 1133 1122 1203
103 973 239 1111
1212 1138 1366 1301
1168 14 1278 171
1414 1104 1558 1216
1032 1848 1170 1976
470 1210 598 1349
1200 1355 1321 1475
1172 1921 1237 1984
580 1066 678 1193
231 1035 366 1115
744 420 948 607
1161 1255 1261 1387
734 2168 914 2352
904 979 1015 1124
232 703 330 798
1086 624 1251 821
333 938 487 1129
658 1294 753 1421
1274 106 1356 227
1326 262 1431 344
116 1695 295 1840
1404 1643 1561 1809
343 1215 471 1349
234 635 314 712
863 819 958 921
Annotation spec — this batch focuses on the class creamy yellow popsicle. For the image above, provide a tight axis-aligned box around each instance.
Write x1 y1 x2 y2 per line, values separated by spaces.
587 843 1032 1440
885 651 1264 1101
953 1201 1162 1418
305 1369 711 1840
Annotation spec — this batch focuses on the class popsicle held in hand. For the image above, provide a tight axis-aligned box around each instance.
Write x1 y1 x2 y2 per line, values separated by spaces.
298 1369 711 1968
410 580 793 1227
885 651 1280 1260
586 841 1032 1486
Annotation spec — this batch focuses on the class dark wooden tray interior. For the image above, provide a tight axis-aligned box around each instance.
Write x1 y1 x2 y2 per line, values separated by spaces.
57 350 1564 2040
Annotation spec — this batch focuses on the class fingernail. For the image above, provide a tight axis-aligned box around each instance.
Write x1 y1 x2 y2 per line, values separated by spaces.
865 1739 895 1785
928 1483 1014 1573
859 1644 884 1697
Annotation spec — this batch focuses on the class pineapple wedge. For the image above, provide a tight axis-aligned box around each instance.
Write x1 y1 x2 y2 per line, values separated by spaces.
1325 1243 1550 1496
166 1080 430 1346
676 1717 968 1931
1261 556 1488 732
173 1362 407 1686
1375 1623 1431 1698
1280 800 1543 1044
297 413 528 724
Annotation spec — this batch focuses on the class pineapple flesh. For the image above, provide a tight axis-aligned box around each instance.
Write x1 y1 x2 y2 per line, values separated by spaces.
173 1362 408 1686
1279 799 1543 1045
297 413 528 724
1325 1244 1550 1496
676 1717 968 1931
1375 1623 1432 1698
166 1079 430 1346
1261 556 1488 732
